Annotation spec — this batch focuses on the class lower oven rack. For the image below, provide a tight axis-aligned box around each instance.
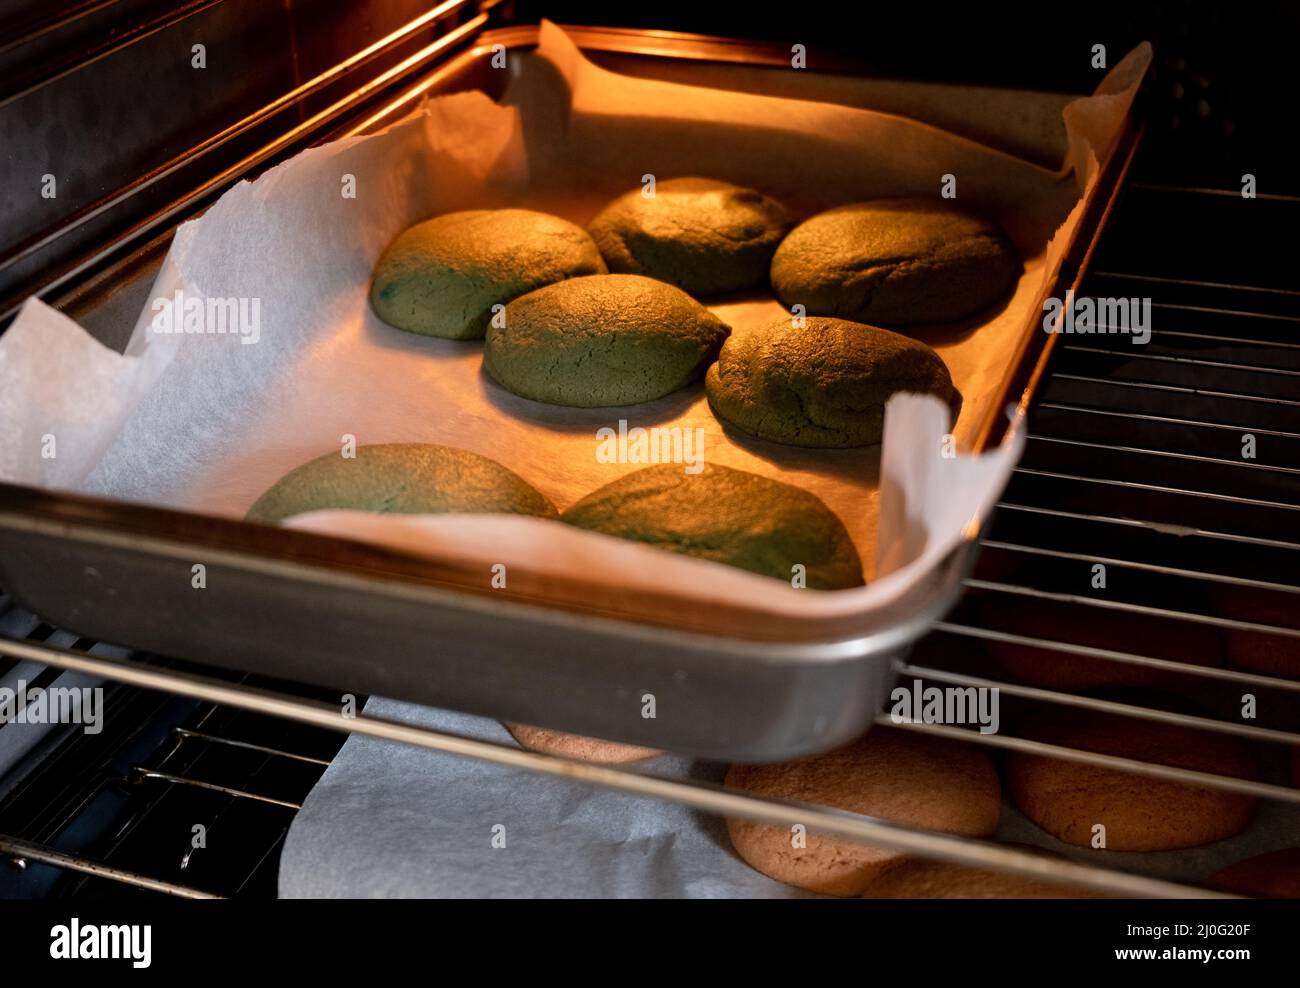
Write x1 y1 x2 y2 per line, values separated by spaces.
0 631 1251 899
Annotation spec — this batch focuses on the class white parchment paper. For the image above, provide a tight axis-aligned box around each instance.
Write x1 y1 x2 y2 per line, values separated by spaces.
0 25 1150 624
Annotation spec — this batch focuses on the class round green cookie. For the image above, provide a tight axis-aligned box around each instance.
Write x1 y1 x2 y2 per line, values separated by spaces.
246 443 557 523
706 316 953 448
770 199 1020 325
483 274 730 407
587 177 793 295
561 463 863 589
370 209 606 340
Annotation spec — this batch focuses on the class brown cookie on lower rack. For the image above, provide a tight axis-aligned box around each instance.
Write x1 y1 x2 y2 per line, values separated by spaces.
1213 584 1300 680
504 723 662 764
860 846 1109 899
1006 703 1258 851
976 595 1222 693
724 726 1000 896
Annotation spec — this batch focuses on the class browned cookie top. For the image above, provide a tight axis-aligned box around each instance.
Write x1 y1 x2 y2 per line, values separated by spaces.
1007 704 1259 851
725 727 1000 896
770 199 1019 325
706 315 952 448
589 177 793 295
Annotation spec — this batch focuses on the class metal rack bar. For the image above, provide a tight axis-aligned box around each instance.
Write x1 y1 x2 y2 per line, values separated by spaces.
1146 303 1300 324
1081 330 1300 351
229 831 291 898
963 579 1300 638
84 675 264 865
172 727 331 766
1059 346 1300 377
1036 403 1300 439
1011 466 1300 509
1091 270 1300 297
993 502 1300 551
935 621 1300 693
1128 182 1300 203
978 540 1300 593
897 663 1300 747
1123 330 1300 348
130 769 304 810
0 835 221 898
1050 372 1300 406
879 720 1299 803
1026 435 1300 475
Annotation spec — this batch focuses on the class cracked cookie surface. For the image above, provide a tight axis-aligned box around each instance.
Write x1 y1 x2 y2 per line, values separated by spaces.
770 199 1020 325
560 462 863 589
705 315 952 448
588 177 793 295
371 209 606 340
246 442 557 522
484 274 730 407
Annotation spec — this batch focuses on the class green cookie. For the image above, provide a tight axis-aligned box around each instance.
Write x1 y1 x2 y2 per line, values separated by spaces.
370 209 606 340
588 177 793 295
246 443 557 523
706 316 953 448
561 463 863 590
770 199 1020 325
483 274 730 407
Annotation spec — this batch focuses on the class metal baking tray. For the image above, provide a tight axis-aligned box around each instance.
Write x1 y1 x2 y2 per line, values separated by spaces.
0 25 1141 759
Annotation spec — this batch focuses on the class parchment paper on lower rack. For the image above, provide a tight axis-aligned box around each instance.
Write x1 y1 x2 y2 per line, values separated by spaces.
0 22 1150 627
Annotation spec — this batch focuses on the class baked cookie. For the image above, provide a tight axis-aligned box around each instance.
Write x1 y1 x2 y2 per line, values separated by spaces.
587 177 793 294
770 199 1020 325
705 315 953 448
724 727 1001 896
1210 848 1300 898
484 274 730 407
504 723 661 764
1006 704 1258 851
370 209 606 339
861 850 1107 899
561 462 863 589
246 443 556 523
1213 584 1300 680
976 595 1223 692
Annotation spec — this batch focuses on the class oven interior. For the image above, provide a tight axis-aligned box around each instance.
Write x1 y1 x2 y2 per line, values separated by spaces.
0 1 1297 898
